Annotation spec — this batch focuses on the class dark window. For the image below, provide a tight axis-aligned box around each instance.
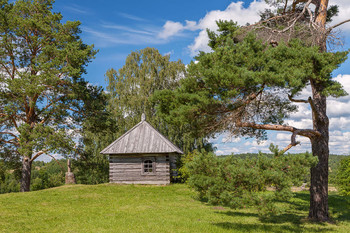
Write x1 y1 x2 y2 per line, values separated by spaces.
143 159 153 173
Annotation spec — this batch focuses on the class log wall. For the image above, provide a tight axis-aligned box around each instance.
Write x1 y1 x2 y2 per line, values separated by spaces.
109 154 177 185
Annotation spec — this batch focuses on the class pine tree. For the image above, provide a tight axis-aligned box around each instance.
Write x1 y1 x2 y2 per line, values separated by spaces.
155 0 350 221
0 0 97 191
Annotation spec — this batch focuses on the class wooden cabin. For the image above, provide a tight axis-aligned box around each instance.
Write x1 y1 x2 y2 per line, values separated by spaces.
100 114 183 185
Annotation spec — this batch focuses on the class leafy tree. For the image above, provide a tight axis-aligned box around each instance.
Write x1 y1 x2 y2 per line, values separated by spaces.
72 88 114 184
0 0 97 191
106 47 212 154
155 0 350 221
335 156 350 196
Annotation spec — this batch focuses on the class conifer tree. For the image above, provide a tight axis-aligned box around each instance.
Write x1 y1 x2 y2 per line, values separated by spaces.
155 0 350 222
0 0 97 191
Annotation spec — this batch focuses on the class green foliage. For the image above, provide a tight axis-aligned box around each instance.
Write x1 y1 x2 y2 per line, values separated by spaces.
73 90 115 185
0 158 66 193
186 149 317 215
73 152 109 184
0 154 21 193
30 159 66 191
0 0 97 164
336 156 350 196
155 20 348 140
106 47 212 154
177 150 201 182
0 172 20 193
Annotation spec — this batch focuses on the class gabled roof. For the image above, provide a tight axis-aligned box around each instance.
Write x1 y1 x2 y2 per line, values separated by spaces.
100 115 183 155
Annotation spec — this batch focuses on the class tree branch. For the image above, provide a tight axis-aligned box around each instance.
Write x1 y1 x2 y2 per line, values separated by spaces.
281 130 301 154
10 116 19 131
0 138 19 146
0 131 18 139
288 94 308 103
288 95 319 121
308 96 319 120
235 119 321 138
0 62 12 77
327 19 350 33
30 150 47 162
31 151 65 172
281 0 314 33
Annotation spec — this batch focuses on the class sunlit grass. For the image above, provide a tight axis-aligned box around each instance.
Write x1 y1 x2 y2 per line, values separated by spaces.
0 184 349 232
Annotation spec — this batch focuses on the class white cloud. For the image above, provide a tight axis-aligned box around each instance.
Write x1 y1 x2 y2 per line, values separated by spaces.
189 1 269 56
329 0 350 32
158 1 269 56
222 135 241 143
159 1 350 56
158 21 185 39
244 140 268 147
216 147 240 155
158 20 198 39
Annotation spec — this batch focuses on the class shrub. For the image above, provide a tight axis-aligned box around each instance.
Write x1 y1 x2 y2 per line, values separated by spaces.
186 148 317 215
336 156 350 196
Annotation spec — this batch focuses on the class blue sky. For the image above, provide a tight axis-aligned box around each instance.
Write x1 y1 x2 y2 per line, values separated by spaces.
51 0 350 155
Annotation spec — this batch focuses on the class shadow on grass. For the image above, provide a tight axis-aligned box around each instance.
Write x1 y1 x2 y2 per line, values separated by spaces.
328 193 350 222
213 192 350 231
290 192 350 223
213 222 333 233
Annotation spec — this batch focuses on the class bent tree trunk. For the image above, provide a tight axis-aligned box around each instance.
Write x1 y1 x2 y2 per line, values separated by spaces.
309 80 329 221
20 157 32 192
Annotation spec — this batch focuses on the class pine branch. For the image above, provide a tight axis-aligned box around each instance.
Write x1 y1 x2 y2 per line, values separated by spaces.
0 131 19 139
288 94 308 103
281 130 301 154
235 119 321 138
30 150 47 162
327 19 350 33
308 96 319 120
0 138 19 146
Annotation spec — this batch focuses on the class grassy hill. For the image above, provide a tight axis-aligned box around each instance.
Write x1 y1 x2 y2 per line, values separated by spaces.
0 184 349 232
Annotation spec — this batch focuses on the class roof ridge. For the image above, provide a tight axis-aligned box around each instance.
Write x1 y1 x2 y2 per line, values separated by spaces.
100 120 143 154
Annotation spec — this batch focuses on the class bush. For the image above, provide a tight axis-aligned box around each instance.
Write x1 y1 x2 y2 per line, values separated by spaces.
186 148 318 215
73 152 109 184
336 156 350 196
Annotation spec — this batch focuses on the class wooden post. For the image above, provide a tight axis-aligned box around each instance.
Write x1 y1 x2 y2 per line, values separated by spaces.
65 159 76 184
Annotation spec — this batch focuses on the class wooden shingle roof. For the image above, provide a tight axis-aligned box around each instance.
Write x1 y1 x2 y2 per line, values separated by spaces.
100 114 183 155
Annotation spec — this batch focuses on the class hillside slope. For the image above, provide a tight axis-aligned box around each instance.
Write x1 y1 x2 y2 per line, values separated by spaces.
0 184 349 232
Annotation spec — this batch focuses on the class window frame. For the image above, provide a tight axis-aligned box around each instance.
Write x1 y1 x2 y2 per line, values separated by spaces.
141 157 156 175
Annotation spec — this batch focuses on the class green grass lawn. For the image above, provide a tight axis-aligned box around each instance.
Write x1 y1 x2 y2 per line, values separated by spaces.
0 184 349 233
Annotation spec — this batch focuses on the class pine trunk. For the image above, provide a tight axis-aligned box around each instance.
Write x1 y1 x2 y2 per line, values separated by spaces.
20 157 32 192
309 80 329 221
308 0 330 222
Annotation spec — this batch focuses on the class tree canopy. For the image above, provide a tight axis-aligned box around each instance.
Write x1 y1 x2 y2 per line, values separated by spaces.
155 0 349 221
0 0 98 191
106 47 212 154
156 21 347 142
